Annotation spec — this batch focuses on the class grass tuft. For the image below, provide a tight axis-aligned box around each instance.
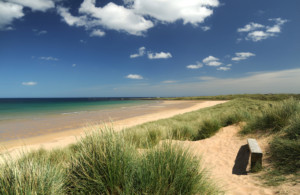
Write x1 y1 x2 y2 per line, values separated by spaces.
269 138 300 174
136 142 221 194
65 128 220 194
0 149 66 195
243 98 300 133
194 119 221 140
66 128 137 194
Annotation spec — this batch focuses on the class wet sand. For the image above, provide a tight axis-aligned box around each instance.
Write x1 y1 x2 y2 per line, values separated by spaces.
0 100 226 153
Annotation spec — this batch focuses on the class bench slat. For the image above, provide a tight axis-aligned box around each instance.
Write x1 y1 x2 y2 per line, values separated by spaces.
247 138 263 171
247 138 262 154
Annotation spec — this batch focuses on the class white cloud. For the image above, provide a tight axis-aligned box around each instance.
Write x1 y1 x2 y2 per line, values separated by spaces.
217 67 230 71
57 6 89 28
232 52 255 61
203 55 222 66
201 26 211 31
126 74 143 79
246 31 270 42
40 56 59 61
148 52 172 59
72 64 76 67
57 0 219 36
206 61 222 66
186 61 203 69
238 18 288 42
130 46 146 58
130 47 172 59
80 39 87 43
226 64 232 67
0 1 24 30
78 0 153 36
0 0 55 30
131 0 220 25
162 80 177 84
22 81 37 86
8 0 55 12
237 22 264 32
90 29 105 37
203 56 219 63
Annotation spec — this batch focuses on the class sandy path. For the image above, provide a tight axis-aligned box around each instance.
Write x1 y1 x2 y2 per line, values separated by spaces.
1 100 226 157
179 125 299 195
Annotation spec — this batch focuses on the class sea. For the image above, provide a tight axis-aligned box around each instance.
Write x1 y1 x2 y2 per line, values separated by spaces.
0 98 152 121
0 98 155 142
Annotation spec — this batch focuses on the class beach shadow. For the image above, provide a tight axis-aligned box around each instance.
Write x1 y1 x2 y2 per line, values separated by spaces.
232 144 250 175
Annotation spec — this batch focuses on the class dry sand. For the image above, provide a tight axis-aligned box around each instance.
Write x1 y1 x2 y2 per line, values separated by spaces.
177 125 300 195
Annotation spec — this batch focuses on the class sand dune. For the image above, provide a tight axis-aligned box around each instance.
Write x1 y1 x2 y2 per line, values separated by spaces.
177 125 299 195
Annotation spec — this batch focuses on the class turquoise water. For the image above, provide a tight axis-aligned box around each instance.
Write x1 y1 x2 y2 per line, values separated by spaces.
0 98 151 121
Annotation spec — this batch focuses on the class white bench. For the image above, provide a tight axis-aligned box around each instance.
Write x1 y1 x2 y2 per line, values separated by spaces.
247 138 263 171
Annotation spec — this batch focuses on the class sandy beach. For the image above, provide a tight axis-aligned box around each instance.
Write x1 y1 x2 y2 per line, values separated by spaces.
0 100 226 154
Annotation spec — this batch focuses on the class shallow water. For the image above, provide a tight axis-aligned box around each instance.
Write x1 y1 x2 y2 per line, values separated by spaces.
0 98 157 141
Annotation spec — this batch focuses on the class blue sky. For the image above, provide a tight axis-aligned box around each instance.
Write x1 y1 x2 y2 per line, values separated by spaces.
0 0 299 97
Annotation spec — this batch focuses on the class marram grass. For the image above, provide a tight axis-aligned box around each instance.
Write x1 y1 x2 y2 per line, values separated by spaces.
0 149 66 195
65 129 221 194
0 127 221 195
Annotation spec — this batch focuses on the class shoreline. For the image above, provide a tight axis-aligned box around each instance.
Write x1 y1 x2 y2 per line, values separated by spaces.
0 100 226 156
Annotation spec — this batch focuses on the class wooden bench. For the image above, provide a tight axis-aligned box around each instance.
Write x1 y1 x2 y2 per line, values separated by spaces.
247 138 263 171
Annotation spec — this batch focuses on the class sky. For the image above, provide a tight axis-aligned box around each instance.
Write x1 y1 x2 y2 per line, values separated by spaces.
0 0 300 97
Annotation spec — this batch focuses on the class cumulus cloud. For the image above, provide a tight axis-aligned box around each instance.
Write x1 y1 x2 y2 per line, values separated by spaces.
130 47 172 59
130 46 146 58
202 55 222 66
77 0 153 36
203 56 218 63
57 0 219 36
0 1 24 30
0 0 55 29
186 61 203 69
148 52 172 59
40 56 59 61
217 67 230 71
9 0 55 12
206 61 222 66
237 22 264 32
131 0 220 25
126 74 143 79
238 18 288 42
232 52 255 61
90 29 105 37
22 81 37 86
57 6 89 28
